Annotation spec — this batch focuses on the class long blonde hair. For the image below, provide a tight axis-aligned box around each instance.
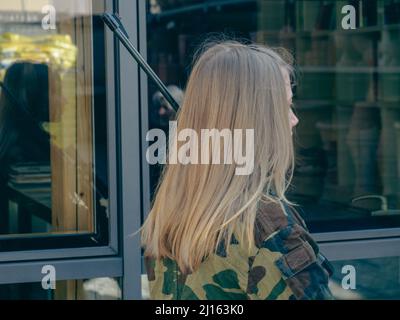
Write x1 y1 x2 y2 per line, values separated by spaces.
142 41 296 273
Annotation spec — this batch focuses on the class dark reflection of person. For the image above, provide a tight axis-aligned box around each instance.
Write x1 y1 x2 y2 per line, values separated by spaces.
0 63 50 161
151 85 184 131
0 62 51 233
149 85 184 199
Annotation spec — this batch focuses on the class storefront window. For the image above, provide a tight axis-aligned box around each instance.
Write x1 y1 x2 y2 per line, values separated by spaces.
0 0 109 248
147 0 400 234
329 257 400 299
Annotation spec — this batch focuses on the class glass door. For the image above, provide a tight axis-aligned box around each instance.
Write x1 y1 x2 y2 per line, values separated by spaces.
0 0 138 300
0 0 110 251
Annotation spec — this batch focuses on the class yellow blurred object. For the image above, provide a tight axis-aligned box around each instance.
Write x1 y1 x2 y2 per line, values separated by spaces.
0 32 77 77
0 32 80 150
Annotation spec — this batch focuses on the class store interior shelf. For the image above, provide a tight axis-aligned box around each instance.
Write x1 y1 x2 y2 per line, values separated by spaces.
149 0 255 21
255 24 400 41
298 66 400 74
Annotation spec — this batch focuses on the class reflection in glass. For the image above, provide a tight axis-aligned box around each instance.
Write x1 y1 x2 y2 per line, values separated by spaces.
0 0 108 238
0 63 52 234
329 257 400 299
0 277 122 300
146 0 400 233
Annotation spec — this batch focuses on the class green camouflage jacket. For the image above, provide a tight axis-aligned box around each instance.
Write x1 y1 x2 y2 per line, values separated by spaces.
144 200 334 300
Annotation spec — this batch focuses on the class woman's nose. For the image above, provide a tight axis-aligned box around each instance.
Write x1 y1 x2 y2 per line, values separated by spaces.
289 109 299 128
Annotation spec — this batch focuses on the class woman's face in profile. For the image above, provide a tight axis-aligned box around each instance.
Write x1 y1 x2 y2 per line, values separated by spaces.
281 68 299 135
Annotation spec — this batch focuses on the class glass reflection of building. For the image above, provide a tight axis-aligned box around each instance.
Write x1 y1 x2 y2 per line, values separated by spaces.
146 0 400 299
147 0 400 232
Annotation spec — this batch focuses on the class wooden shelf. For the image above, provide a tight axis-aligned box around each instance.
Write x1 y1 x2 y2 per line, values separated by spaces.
293 99 400 109
299 66 400 74
254 24 400 44
288 24 400 39
334 24 400 36
295 100 336 109
149 0 255 21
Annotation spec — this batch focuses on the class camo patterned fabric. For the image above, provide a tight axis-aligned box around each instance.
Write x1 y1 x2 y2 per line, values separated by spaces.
144 200 334 300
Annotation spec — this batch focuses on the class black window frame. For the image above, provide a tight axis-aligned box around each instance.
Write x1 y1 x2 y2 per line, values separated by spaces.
0 0 145 300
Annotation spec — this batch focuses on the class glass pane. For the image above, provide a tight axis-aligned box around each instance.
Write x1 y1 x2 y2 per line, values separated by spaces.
146 0 400 233
0 1 108 238
0 277 121 300
329 257 400 299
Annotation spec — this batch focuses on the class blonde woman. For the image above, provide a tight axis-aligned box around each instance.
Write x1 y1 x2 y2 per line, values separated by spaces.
142 41 334 300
